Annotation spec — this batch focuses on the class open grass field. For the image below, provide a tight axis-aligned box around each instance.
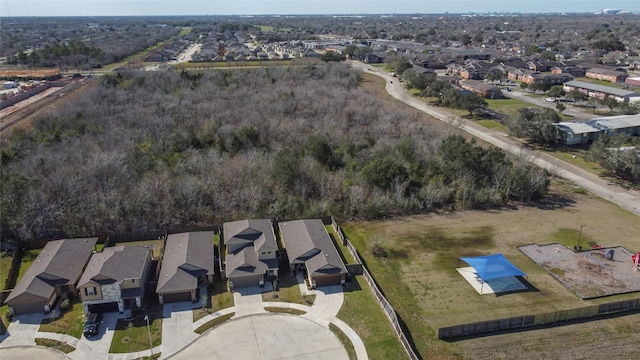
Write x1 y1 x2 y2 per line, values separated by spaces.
486 98 538 116
341 179 640 360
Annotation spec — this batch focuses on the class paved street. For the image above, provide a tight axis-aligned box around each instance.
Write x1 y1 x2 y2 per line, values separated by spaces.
352 61 640 217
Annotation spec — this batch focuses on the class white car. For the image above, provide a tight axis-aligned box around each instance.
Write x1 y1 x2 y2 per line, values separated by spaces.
545 97 556 102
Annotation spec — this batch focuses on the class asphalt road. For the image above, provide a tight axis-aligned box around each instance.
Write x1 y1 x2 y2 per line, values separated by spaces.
351 61 640 216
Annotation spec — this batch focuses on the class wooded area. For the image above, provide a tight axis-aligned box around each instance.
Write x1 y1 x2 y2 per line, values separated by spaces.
0 64 549 240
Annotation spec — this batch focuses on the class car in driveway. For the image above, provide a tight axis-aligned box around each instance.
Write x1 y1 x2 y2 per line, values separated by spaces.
83 312 100 337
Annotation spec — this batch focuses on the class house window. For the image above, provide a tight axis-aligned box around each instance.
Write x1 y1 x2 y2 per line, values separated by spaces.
85 287 96 296
267 251 271 255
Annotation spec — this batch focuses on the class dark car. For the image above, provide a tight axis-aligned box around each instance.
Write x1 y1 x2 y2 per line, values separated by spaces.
83 313 100 337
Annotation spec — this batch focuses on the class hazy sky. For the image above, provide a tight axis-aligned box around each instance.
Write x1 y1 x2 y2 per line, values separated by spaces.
0 0 638 17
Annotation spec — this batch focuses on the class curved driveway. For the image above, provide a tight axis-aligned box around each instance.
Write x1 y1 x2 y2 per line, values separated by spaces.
351 61 640 216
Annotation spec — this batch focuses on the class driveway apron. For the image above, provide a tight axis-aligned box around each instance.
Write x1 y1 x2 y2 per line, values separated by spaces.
69 311 118 360
0 312 44 348
160 301 197 359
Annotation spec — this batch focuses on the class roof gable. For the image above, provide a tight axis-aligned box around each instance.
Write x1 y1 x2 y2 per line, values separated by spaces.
6 238 98 303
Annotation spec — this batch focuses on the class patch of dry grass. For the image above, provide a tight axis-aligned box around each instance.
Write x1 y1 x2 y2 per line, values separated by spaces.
342 179 640 359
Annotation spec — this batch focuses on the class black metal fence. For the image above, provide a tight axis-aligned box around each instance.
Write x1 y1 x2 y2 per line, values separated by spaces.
439 298 640 340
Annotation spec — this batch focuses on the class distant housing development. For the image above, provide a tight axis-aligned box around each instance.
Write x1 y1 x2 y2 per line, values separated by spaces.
556 114 640 145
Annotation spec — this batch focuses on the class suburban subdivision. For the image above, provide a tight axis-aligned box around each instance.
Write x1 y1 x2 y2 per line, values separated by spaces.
2 9 640 360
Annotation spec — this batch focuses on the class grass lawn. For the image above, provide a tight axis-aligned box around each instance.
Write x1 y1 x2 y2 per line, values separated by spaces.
337 275 407 359
486 98 539 116
264 307 306 315
15 249 41 285
110 304 163 353
261 270 315 305
340 179 640 359
35 338 75 353
0 252 15 291
330 323 357 360
193 276 234 322
476 119 507 131
39 297 85 338
549 148 602 173
194 312 234 334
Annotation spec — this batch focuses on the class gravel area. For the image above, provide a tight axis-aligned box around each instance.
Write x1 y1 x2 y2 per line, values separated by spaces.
520 243 640 299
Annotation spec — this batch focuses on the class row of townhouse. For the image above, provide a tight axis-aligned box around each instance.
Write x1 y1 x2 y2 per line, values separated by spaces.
5 218 347 316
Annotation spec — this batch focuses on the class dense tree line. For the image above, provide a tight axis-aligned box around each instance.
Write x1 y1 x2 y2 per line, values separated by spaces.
505 107 562 146
1 64 549 240
402 69 487 116
587 134 640 182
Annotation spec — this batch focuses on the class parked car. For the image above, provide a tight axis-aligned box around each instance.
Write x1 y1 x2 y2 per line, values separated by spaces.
545 97 556 102
83 313 100 337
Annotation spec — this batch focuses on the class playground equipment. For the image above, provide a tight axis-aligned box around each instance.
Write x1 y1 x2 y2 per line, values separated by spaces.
632 252 640 271
577 250 614 280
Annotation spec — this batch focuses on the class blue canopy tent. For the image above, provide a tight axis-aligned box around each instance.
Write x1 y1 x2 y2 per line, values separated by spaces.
458 254 527 294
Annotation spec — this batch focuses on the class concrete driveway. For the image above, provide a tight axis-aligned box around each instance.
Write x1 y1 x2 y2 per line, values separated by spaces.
160 301 198 358
169 313 348 360
0 312 43 348
69 311 118 360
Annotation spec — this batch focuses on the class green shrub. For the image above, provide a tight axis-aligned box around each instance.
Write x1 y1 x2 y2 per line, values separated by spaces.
5 310 14 322
59 298 71 313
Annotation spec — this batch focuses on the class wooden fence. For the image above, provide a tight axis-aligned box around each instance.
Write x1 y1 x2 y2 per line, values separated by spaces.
331 217 421 360
439 298 640 339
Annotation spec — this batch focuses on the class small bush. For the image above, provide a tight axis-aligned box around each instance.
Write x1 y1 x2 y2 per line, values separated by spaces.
59 298 71 313
5 310 14 322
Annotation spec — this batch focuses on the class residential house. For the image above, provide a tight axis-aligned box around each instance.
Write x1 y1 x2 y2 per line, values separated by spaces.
460 80 503 99
6 238 97 315
556 114 640 145
222 219 279 289
585 68 628 83
77 245 152 314
156 232 214 304
279 219 347 288
563 80 640 103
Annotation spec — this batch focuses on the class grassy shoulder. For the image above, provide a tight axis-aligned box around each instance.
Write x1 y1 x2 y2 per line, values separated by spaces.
39 297 85 338
329 323 357 360
336 275 408 360
194 312 234 335
35 338 75 353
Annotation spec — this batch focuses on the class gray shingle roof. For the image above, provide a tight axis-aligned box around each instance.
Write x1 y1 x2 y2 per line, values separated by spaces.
78 245 150 287
6 238 97 303
156 232 214 293
223 219 277 253
564 81 640 97
278 219 347 277
223 219 278 279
